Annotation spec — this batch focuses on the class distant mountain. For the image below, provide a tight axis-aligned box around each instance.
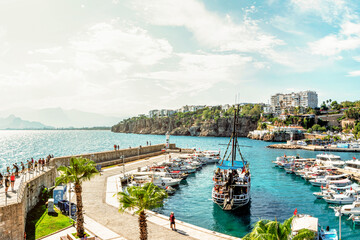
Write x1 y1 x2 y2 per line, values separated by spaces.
0 108 121 128
0 115 53 130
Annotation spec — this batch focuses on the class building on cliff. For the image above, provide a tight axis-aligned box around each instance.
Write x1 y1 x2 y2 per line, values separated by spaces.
271 90 318 115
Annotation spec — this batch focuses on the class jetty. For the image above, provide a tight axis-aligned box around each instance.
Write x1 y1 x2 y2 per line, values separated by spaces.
0 144 240 240
268 144 360 152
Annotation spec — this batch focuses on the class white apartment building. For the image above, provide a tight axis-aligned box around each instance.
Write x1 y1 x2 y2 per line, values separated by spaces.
271 91 318 114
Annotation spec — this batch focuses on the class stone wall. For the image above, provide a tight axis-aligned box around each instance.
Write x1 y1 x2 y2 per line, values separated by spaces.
0 201 24 240
0 167 56 240
50 143 174 167
0 144 174 240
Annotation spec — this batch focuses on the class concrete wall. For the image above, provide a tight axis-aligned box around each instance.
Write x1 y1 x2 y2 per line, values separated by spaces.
51 143 175 167
0 201 24 240
0 143 176 240
0 167 56 240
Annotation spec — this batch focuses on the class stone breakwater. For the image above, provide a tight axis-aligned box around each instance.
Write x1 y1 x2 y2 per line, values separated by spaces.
267 144 360 152
111 116 258 137
247 131 304 142
0 144 174 240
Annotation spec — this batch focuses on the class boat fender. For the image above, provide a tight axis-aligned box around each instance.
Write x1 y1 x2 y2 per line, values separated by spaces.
162 182 166 186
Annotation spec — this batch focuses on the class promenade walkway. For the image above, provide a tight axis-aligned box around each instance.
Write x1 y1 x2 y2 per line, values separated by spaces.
82 154 240 240
0 167 51 206
81 155 196 240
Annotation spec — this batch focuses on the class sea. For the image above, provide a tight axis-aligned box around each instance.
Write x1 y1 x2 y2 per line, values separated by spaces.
1 130 360 239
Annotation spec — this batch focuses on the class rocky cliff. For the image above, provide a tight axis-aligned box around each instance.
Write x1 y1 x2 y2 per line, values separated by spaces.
247 131 304 142
111 116 258 137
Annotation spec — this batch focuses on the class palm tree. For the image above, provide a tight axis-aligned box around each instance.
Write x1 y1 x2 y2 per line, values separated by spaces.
56 157 99 238
243 216 315 240
117 183 168 240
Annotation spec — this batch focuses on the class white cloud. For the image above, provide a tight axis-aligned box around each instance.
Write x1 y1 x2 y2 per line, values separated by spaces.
132 0 283 53
137 52 253 100
309 21 360 56
290 0 350 24
71 21 172 66
347 70 360 77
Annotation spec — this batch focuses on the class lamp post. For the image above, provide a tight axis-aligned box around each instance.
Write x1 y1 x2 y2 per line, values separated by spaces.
339 206 341 240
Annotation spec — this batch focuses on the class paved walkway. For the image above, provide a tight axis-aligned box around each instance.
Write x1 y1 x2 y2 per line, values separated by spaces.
82 154 240 240
106 172 240 240
82 155 196 240
0 167 51 206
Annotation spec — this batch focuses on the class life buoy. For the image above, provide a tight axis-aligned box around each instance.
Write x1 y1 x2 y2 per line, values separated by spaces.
161 182 166 186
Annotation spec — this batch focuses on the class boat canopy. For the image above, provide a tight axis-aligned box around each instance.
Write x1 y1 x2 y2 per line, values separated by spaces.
217 160 247 170
292 215 318 233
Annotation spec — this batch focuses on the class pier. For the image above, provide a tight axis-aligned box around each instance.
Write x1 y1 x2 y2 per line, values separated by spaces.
268 144 360 152
0 144 240 240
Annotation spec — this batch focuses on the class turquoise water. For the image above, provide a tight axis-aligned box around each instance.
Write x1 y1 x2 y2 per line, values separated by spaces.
1 130 360 239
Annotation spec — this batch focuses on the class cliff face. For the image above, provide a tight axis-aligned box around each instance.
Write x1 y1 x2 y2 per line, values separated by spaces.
111 116 257 137
247 131 304 142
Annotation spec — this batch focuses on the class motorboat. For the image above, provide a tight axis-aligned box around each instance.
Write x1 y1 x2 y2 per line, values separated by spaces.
344 158 360 173
212 105 251 211
332 200 360 216
348 214 360 225
313 188 336 199
319 228 338 240
309 174 349 187
316 154 345 168
323 190 358 204
291 214 319 240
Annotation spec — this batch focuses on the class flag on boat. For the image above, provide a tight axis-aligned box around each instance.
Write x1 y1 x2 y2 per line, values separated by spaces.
293 208 298 215
354 157 357 160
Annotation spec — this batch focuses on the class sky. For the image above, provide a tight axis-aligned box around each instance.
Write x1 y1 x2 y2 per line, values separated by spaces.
0 0 359 118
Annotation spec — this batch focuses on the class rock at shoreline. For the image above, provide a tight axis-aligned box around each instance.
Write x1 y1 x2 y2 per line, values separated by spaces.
111 116 257 137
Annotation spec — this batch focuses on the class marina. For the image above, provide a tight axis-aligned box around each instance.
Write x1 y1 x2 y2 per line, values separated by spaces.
2 130 360 238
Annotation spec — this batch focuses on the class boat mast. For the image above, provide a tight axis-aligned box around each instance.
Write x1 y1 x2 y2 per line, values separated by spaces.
231 105 238 166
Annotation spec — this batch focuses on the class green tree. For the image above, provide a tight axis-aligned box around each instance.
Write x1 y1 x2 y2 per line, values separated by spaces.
56 157 99 238
243 216 315 240
117 183 168 240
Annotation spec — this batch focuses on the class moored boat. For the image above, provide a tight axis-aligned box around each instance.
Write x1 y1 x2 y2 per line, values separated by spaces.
211 105 250 211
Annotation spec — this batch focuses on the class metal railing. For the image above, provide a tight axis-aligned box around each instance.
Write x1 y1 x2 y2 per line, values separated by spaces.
0 166 54 207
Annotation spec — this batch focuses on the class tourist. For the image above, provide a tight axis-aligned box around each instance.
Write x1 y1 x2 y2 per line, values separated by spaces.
21 162 25 174
114 144 117 151
4 176 10 194
6 166 10 175
34 160 38 171
0 172 3 186
27 160 32 172
169 212 176 231
147 141 148 146
13 164 19 177
10 173 15 191
41 158 45 170
117 145 120 150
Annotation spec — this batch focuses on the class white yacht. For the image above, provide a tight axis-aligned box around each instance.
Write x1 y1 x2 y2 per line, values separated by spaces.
344 158 360 173
333 201 360 216
315 154 345 168
309 174 349 187
323 190 358 204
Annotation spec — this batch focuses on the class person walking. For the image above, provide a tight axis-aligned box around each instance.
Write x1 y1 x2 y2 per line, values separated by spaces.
4 176 10 195
114 144 117 151
169 212 176 231
117 145 120 150
21 162 25 174
10 173 15 191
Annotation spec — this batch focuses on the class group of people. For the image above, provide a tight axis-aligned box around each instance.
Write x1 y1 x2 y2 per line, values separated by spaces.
114 141 153 151
0 154 54 195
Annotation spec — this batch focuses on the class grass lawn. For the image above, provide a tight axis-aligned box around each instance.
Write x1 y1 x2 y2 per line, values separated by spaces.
25 202 73 240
